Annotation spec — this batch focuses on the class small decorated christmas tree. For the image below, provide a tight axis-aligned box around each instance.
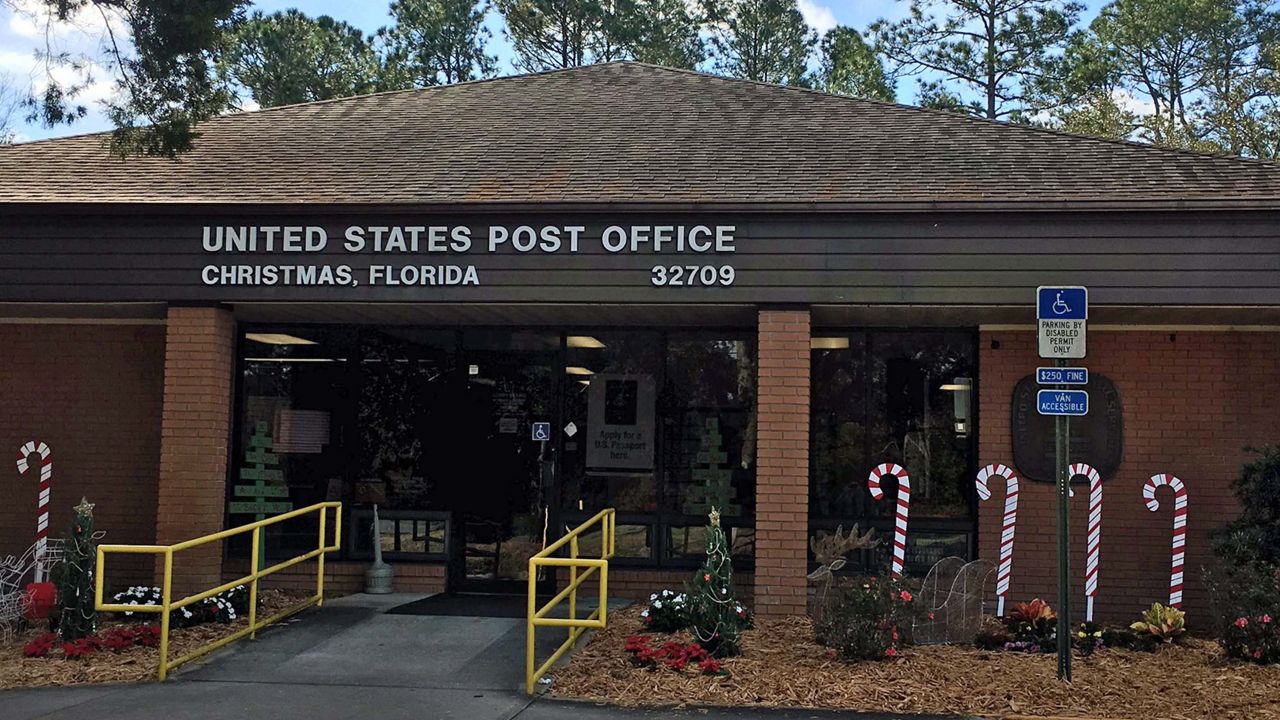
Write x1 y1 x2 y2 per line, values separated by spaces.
53 498 98 641
685 508 749 657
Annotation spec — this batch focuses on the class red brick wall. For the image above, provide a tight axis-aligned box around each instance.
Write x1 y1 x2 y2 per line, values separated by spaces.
754 309 811 617
157 307 236 594
0 322 164 585
979 329 1278 623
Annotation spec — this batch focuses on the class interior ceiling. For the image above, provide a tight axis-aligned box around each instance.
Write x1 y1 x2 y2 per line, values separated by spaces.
3 302 1280 328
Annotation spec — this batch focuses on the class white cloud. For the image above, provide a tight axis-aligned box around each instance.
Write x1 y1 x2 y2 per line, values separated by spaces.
798 0 840 35
1112 87 1155 117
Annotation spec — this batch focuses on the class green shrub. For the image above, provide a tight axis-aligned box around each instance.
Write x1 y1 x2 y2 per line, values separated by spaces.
1207 445 1280 661
1130 603 1186 644
815 576 917 661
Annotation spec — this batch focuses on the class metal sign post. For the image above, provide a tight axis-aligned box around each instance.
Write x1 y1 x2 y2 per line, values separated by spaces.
1036 286 1087 682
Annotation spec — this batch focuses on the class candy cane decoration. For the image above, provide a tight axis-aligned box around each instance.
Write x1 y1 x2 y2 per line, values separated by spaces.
1144 473 1188 610
1069 462 1103 621
868 463 911 578
976 464 1019 617
16 442 53 583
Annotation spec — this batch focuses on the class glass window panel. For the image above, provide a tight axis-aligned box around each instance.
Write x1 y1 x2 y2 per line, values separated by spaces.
867 332 974 520
666 524 754 560
355 328 457 511
234 327 354 561
663 334 756 518
809 334 869 519
559 331 662 514
574 524 653 559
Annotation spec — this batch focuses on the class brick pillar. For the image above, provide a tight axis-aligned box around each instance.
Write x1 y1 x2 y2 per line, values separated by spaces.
754 309 811 618
157 307 235 593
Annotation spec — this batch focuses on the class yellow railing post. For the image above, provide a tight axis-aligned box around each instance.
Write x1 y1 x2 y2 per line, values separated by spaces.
249 526 260 639
158 548 173 682
568 534 578 624
94 502 342 682
316 508 327 607
526 556 537 693
525 508 617 695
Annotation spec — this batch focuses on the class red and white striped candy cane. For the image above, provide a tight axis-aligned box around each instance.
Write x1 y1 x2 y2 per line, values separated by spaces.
1144 473 1188 609
1069 462 1103 621
868 463 911 578
16 441 53 583
976 463 1019 617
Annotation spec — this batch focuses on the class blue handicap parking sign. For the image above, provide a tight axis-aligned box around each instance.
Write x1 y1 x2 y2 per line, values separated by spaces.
531 422 551 441
1037 286 1088 320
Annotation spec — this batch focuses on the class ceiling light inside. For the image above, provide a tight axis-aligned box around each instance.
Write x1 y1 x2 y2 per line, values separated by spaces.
245 333 317 346
567 335 606 349
565 366 594 376
810 337 850 350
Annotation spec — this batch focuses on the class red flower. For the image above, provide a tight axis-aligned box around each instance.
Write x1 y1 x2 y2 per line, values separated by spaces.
1262 614 1272 624
698 657 722 675
899 591 913 603
22 633 58 658
703 573 711 582
1254 648 1263 660
1236 617 1250 628
927 612 935 620
885 647 898 657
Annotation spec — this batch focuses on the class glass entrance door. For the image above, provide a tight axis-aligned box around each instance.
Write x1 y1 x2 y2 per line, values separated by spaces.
450 331 558 593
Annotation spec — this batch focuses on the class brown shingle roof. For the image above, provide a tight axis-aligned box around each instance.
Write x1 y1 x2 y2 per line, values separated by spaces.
4 61 1280 208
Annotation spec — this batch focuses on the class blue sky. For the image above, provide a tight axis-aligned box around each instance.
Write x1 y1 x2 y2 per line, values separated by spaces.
1 0 1108 142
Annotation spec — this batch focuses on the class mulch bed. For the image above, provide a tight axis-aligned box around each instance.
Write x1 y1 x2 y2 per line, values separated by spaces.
0 589 307 689
550 606 1280 719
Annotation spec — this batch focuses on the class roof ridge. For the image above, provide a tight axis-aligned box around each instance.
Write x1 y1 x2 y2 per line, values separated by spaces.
620 61 1280 170
8 60 1280 170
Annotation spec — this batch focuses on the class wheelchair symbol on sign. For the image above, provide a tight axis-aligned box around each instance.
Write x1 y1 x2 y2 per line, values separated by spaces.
1052 292 1072 316
531 422 551 441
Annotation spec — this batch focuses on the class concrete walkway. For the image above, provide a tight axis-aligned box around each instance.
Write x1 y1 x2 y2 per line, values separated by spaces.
2 594 970 720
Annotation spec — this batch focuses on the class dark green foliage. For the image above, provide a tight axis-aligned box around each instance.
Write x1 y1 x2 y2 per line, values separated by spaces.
221 10 388 107
815 576 916 661
684 511 750 657
817 27 895 101
381 0 497 87
870 0 1084 120
495 0 601 70
52 499 98 641
1214 445 1280 569
1206 446 1280 649
703 0 816 85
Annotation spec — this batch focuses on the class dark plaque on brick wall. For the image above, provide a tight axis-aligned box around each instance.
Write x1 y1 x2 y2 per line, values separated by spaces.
1011 373 1123 483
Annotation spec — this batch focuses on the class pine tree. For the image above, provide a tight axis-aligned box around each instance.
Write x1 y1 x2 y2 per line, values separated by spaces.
685 508 749 656
54 498 98 641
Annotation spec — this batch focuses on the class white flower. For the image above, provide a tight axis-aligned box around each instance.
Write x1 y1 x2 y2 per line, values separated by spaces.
650 593 658 601
653 601 663 609
640 610 649 618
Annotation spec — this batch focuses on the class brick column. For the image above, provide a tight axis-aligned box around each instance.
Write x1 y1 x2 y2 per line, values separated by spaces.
754 309 811 618
157 307 235 592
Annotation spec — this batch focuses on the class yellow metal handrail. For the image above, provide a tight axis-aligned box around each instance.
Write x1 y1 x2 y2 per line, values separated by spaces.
95 501 341 681
526 508 615 694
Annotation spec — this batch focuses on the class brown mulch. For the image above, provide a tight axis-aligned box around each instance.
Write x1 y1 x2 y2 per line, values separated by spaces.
550 606 1280 720
0 589 307 689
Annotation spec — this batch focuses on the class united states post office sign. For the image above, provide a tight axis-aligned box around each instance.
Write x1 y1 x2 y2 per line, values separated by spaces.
1011 373 1123 483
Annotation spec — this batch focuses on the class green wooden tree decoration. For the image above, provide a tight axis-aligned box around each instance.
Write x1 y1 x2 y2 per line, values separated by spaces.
682 417 741 516
685 508 749 657
54 498 98 641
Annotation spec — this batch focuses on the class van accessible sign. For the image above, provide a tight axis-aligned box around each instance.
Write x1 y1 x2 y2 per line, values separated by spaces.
1037 286 1087 359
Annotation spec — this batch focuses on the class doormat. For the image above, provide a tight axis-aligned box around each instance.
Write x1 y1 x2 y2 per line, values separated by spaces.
385 592 552 618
